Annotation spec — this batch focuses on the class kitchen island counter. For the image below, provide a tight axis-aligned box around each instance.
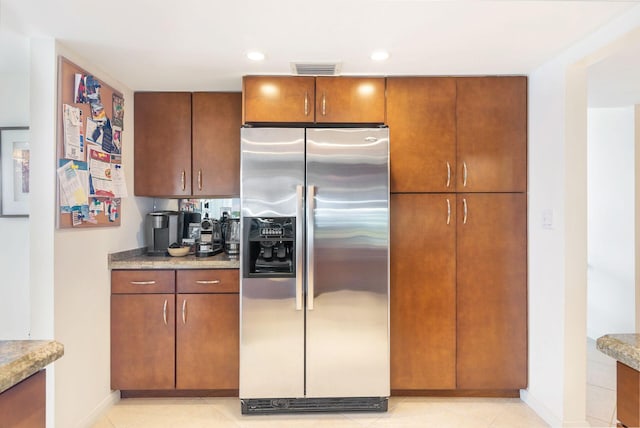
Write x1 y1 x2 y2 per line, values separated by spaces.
109 247 240 270
597 334 640 428
597 334 640 371
0 340 64 393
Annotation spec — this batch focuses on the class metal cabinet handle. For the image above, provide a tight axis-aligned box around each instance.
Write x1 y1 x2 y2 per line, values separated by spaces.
198 170 202 191
462 162 468 187
463 198 468 224
195 280 221 285
296 185 304 311
447 198 451 225
130 280 156 285
322 92 326 116
304 92 309 116
182 299 187 324
181 170 186 191
446 161 451 188
163 299 168 325
306 185 316 310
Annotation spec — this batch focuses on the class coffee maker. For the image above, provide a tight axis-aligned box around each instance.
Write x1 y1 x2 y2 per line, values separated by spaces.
146 211 183 255
196 215 223 257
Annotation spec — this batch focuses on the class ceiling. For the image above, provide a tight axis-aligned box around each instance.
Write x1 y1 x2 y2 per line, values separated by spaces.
1 0 640 106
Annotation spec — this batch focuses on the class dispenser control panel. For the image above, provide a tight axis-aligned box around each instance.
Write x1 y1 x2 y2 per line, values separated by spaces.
243 217 295 278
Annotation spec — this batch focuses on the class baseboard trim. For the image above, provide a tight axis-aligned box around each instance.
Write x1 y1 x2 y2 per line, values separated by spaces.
520 389 564 427
120 389 239 398
391 389 520 398
76 390 119 428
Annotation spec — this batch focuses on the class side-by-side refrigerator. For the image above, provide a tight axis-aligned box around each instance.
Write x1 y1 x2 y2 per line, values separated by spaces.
240 127 390 414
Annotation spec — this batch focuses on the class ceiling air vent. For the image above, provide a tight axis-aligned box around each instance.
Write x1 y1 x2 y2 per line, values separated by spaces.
290 62 342 76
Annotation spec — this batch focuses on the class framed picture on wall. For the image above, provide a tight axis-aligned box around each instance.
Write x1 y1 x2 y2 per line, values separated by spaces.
0 127 30 216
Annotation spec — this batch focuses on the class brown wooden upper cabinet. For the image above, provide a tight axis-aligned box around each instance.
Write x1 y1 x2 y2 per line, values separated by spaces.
387 77 457 193
192 92 242 196
315 77 385 123
134 92 241 197
243 76 385 124
243 76 315 123
134 92 192 197
386 76 526 193
457 76 527 193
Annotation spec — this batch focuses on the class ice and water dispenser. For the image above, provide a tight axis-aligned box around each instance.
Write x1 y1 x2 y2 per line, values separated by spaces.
243 217 296 278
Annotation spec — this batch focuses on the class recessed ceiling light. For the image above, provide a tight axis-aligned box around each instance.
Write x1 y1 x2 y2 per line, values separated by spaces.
371 51 390 61
247 51 266 61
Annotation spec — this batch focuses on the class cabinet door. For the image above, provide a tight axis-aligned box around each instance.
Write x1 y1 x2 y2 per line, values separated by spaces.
176 293 239 390
456 77 527 192
134 92 192 196
111 294 175 390
0 370 45 428
243 76 315 123
456 193 527 389
315 77 385 123
390 194 456 390
192 93 242 196
387 77 456 192
177 269 239 293
111 269 175 294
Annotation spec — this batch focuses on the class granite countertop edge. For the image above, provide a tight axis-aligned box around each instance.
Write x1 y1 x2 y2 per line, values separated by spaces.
597 334 640 371
0 340 64 393
109 247 240 270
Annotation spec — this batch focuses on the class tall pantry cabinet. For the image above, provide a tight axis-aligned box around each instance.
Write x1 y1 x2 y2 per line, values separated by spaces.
388 76 527 393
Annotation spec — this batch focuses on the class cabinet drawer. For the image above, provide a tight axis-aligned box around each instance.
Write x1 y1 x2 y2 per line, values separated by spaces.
111 270 176 294
177 269 239 293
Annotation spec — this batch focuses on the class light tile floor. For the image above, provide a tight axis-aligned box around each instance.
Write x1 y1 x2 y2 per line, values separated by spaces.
92 396 549 428
92 339 618 428
586 337 617 427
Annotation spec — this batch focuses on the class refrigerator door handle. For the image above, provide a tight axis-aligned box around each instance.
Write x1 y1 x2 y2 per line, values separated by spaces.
296 185 304 311
306 185 316 310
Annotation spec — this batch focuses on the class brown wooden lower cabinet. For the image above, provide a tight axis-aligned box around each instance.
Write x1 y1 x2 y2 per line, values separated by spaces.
176 293 239 390
391 193 456 390
390 192 527 393
456 193 527 390
0 370 45 428
111 293 176 390
111 269 239 393
617 361 640 428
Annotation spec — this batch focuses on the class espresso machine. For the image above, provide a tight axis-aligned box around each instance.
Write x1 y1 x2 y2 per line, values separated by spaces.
196 215 223 257
243 217 295 276
146 211 183 255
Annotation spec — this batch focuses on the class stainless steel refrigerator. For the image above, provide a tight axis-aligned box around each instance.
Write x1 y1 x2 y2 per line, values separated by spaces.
239 127 389 414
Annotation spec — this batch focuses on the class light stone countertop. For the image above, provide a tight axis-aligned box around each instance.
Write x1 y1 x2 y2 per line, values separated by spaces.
597 334 640 371
109 247 240 270
0 340 64 393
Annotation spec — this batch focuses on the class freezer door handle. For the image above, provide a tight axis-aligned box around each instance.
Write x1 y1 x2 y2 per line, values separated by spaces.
306 185 316 310
296 185 304 311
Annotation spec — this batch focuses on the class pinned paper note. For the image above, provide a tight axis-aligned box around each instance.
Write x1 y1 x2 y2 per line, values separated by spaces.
63 104 84 161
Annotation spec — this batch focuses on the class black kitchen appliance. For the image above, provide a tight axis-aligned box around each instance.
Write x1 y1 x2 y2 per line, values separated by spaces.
146 211 183 255
196 215 223 257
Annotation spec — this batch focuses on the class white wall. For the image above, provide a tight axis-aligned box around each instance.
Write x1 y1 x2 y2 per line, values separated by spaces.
27 39 154 427
0 71 30 339
525 5 640 427
29 36 58 428
53 45 154 428
587 107 636 339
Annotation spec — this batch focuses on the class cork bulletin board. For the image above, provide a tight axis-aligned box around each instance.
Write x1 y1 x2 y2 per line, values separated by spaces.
56 56 125 228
